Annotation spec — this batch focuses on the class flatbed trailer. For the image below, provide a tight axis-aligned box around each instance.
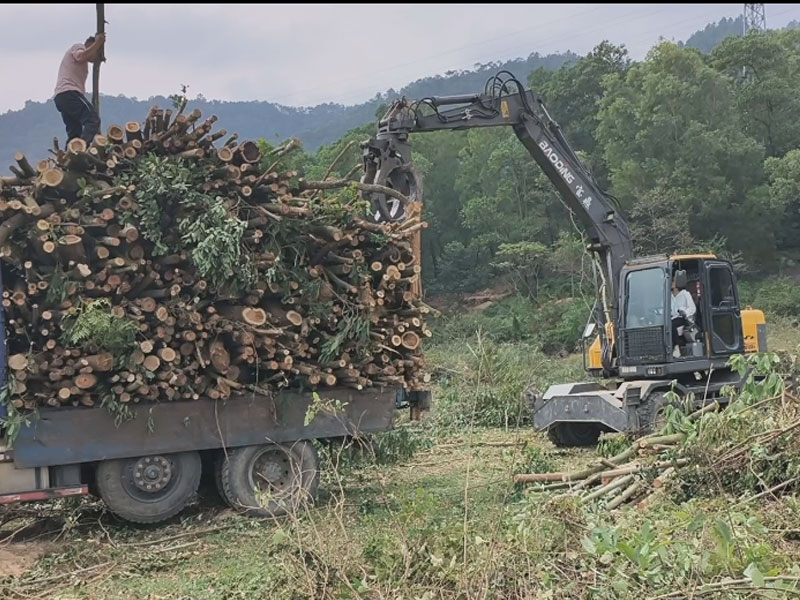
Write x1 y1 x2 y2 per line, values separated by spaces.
0 385 429 523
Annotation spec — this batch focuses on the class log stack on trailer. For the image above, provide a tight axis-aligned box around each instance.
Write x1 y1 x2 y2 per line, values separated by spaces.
0 105 432 414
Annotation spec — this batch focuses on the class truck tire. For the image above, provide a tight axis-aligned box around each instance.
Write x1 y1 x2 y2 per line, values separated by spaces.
547 423 601 447
213 449 234 506
218 441 320 518
96 451 202 524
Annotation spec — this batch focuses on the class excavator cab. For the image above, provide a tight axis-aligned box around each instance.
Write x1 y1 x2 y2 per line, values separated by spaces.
585 254 766 375
588 254 765 380
616 255 742 375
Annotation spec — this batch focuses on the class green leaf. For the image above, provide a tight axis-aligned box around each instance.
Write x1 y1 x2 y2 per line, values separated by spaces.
271 528 288 545
617 541 638 563
581 536 597 555
744 562 765 588
611 577 629 594
714 518 733 546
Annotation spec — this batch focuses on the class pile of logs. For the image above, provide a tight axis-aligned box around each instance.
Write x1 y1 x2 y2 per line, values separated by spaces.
0 105 431 411
513 402 721 509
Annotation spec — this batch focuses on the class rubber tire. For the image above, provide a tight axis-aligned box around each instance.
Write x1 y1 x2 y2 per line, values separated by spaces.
547 423 602 447
219 441 320 518
640 392 681 435
213 450 234 507
96 451 202 524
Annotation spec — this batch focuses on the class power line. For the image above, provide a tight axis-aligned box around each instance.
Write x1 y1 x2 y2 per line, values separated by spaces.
617 5 744 49
329 5 734 107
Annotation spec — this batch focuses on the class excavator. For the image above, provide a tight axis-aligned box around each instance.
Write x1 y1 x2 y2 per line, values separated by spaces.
360 71 768 445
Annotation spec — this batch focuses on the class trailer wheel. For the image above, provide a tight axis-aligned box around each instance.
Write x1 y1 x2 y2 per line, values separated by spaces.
213 450 233 506
547 423 601 447
219 441 320 518
96 451 201 524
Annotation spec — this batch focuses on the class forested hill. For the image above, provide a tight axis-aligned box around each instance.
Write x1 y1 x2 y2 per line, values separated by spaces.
0 52 576 165
681 16 744 53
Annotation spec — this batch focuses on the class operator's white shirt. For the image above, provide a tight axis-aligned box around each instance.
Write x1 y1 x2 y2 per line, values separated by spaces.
671 289 696 319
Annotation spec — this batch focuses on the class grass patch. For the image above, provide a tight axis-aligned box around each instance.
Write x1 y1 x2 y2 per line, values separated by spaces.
2 426 799 599
425 331 584 431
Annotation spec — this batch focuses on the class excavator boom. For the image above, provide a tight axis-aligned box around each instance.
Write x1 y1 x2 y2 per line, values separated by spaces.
361 71 631 363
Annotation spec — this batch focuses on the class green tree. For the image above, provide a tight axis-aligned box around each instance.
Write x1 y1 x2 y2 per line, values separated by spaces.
765 149 800 253
530 41 630 183
597 42 774 266
683 15 743 54
409 130 471 282
712 29 800 158
493 241 548 298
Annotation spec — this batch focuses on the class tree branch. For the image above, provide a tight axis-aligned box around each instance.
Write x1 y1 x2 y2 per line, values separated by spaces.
300 179 410 206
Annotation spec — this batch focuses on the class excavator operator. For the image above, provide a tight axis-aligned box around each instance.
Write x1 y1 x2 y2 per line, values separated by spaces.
671 272 696 358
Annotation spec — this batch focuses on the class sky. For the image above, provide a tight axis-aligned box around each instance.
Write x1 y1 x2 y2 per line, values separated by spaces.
2 3 800 115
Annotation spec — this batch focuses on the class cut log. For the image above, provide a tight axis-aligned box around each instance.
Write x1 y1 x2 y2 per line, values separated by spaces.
158 347 177 363
67 138 88 154
125 121 142 142
0 103 429 410
219 305 267 326
143 355 161 372
79 353 114 372
75 374 98 390
107 125 125 143
401 332 420 350
236 141 262 164
209 340 230 374
8 354 28 371
14 153 37 178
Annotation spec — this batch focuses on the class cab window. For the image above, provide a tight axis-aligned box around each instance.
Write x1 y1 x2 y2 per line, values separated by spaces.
624 268 665 328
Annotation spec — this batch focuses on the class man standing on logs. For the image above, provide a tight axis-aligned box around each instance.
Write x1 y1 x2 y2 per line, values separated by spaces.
53 33 106 145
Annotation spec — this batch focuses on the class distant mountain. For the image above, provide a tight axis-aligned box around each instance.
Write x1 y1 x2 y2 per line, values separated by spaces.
0 51 577 166
682 15 743 53
682 15 800 54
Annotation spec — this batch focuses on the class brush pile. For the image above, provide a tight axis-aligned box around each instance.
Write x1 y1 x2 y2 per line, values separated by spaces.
515 355 800 509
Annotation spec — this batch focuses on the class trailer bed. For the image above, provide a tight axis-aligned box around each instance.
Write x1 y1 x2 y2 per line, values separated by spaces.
11 386 400 468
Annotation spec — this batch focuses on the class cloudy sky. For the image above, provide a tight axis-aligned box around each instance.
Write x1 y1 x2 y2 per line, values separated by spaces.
2 3 799 114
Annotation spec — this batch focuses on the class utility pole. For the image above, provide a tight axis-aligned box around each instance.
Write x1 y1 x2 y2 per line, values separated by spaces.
743 3 766 34
92 4 106 116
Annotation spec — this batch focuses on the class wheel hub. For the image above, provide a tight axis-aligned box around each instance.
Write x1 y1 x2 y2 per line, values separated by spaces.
252 451 291 492
133 456 173 493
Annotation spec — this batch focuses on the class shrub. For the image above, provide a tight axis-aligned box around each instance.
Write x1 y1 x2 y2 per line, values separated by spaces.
738 276 800 319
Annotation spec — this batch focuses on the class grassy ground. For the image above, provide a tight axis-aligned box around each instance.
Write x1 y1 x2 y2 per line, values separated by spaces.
2 426 798 599
1 317 799 599
0 428 586 599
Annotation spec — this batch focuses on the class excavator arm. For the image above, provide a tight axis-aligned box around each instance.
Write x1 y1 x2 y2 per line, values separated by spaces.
361 71 633 367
